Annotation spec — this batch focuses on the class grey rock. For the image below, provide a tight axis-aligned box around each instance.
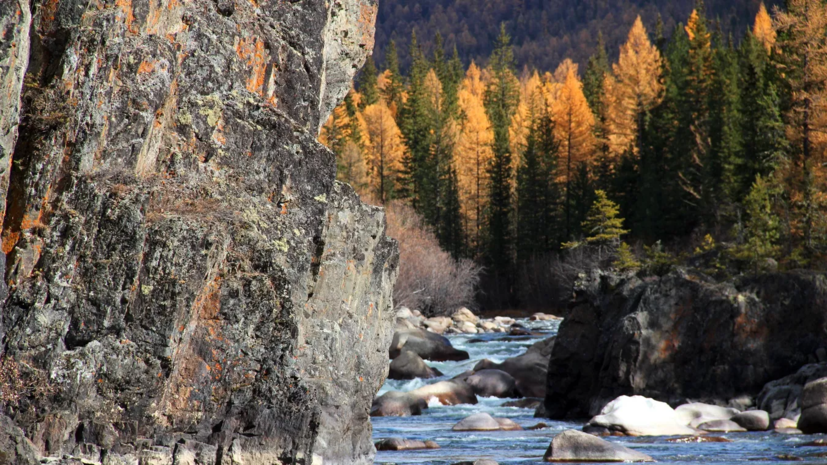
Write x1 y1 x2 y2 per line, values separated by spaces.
409 380 477 406
801 377 827 409
389 350 444 380
799 404 827 434
732 411 771 431
465 370 519 398
0 0 395 463
543 269 827 419
371 392 428 417
0 415 39 465
758 363 827 420
375 438 439 451
473 337 554 398
452 413 501 432
543 430 654 462
389 328 470 361
495 418 523 431
697 420 748 433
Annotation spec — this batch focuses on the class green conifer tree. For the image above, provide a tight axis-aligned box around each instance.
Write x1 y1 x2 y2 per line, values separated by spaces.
358 55 380 108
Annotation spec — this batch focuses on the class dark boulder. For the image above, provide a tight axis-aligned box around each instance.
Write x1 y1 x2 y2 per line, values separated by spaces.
465 370 520 398
798 377 827 434
543 269 827 419
389 350 444 380
473 337 554 398
371 392 428 417
389 329 470 362
732 411 771 431
375 438 439 451
543 430 654 462
758 363 827 421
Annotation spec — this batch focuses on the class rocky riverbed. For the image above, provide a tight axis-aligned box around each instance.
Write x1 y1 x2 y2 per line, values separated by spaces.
372 316 827 464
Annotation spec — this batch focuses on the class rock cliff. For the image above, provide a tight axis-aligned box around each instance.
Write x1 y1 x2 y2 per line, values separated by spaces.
0 0 397 464
542 269 827 420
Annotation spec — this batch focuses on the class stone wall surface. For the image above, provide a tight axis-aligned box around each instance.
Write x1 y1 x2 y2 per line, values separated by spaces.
0 0 396 464
542 269 827 420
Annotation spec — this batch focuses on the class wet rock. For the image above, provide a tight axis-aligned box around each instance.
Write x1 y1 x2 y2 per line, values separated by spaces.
666 436 732 443
543 269 827 420
502 398 543 409
453 460 499 465
411 380 478 406
587 396 697 436
495 418 523 431
798 377 827 433
697 420 747 433
528 422 550 430
452 413 502 432
371 392 428 417
543 430 654 462
732 411 771 431
465 370 520 398
375 438 440 451
388 350 443 380
473 337 554 398
389 329 470 362
758 363 827 421
675 403 739 428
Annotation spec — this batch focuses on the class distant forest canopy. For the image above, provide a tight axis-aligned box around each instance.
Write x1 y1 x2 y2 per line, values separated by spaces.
375 0 783 73
323 0 827 310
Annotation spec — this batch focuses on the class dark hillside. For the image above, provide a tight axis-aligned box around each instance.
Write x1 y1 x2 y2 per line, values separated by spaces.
375 0 783 72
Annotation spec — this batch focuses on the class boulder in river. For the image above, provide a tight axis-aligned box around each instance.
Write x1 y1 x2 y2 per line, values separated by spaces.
675 403 739 428
543 430 654 462
473 337 554 398
411 380 478 406
453 308 479 325
371 392 429 417
758 363 827 421
697 420 747 433
389 350 444 380
798 377 827 433
587 396 698 436
465 370 520 398
543 269 827 419
375 438 440 451
390 329 470 361
453 413 502 431
495 418 523 431
732 410 771 431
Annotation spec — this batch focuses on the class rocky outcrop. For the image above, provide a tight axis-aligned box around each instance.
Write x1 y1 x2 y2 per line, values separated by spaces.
0 0 395 464
543 269 827 419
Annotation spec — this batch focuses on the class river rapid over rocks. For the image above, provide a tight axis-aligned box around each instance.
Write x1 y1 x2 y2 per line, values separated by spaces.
372 318 827 465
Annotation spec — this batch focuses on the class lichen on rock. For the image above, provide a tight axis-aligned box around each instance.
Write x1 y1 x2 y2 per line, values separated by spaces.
0 0 394 463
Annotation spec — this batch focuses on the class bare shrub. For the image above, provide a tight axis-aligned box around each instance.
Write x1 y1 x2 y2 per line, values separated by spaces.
385 201 481 317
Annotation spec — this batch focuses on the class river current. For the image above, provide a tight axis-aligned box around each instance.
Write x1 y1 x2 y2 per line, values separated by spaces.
372 318 827 464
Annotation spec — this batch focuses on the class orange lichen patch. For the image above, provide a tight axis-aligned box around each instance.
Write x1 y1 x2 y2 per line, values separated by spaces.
40 0 61 32
235 37 268 96
2 231 20 254
658 302 692 358
734 306 768 348
115 0 137 33
194 276 222 320
137 60 155 75
211 118 226 147
280 204 288 215
358 4 378 47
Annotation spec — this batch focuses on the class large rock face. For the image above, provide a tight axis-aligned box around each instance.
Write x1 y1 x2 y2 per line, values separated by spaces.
0 0 395 464
543 269 827 420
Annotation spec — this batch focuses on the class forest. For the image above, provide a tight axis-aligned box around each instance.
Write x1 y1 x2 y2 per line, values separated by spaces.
321 0 827 311
374 0 783 72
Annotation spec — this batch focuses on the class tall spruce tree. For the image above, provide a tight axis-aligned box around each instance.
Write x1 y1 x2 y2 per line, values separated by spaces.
382 40 405 114
358 55 380 108
484 24 520 273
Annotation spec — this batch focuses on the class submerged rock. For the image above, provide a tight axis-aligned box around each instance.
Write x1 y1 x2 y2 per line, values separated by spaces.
0 0 396 462
543 269 827 420
543 430 654 462
453 413 502 432
388 350 444 380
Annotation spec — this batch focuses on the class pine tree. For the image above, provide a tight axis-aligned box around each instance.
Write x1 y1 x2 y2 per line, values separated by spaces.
551 67 596 238
517 123 548 262
774 0 827 252
604 16 664 158
753 2 777 52
733 175 782 271
484 24 520 273
358 55 380 108
382 39 405 115
711 38 744 207
363 100 405 203
583 31 611 117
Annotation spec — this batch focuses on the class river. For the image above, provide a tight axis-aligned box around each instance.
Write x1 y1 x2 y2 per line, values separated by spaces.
372 318 827 464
